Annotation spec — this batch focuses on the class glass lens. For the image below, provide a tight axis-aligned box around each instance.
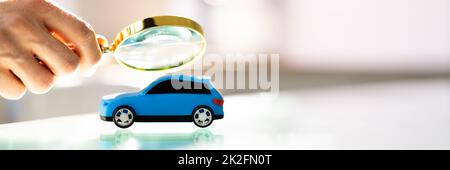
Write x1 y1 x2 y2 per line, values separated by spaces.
113 26 205 71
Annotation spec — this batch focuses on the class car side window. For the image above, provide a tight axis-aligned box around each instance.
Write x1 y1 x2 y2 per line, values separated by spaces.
147 80 177 94
190 82 211 94
147 80 211 94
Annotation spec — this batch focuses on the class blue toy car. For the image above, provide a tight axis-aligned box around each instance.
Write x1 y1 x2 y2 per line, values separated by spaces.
99 75 224 128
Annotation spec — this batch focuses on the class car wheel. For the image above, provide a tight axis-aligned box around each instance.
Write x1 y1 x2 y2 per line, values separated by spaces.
192 107 214 128
113 106 135 128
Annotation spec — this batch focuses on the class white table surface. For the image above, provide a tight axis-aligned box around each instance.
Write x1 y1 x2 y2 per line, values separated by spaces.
0 76 449 150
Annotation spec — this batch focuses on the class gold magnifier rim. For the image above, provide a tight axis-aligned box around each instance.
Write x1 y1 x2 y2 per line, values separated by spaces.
108 16 206 72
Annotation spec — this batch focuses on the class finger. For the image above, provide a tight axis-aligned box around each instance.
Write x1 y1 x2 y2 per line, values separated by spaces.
29 27 80 76
0 30 26 99
8 54 55 94
2 13 80 76
40 3 101 74
0 69 26 100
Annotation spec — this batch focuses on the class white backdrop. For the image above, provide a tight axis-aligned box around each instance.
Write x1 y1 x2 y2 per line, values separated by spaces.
54 0 450 74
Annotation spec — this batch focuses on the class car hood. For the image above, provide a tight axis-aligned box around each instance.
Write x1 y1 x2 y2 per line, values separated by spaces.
102 92 139 101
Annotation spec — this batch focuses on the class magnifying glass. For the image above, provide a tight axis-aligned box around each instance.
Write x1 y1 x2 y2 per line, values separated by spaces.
97 16 206 72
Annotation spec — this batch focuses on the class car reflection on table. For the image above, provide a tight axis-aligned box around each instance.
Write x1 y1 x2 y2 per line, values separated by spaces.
99 129 223 150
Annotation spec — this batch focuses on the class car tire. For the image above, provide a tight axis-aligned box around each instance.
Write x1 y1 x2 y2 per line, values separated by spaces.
113 106 136 129
192 106 214 128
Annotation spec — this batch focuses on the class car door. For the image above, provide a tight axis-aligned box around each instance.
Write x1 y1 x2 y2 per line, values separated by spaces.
139 80 183 116
170 81 213 116
153 80 202 116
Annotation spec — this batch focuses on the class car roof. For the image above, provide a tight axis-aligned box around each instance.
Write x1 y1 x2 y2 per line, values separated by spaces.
140 74 216 94
143 75 211 91
156 74 211 84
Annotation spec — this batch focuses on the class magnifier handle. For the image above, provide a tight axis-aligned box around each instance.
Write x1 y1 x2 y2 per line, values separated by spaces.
96 34 109 53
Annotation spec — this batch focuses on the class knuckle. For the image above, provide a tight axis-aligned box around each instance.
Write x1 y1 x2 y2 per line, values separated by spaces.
26 32 46 47
76 21 96 42
5 14 27 29
0 47 16 64
61 56 80 75
40 39 53 47
0 21 7 32
4 14 41 43
2 55 27 69
0 28 34 65
0 55 10 65
13 57 28 66
31 39 52 51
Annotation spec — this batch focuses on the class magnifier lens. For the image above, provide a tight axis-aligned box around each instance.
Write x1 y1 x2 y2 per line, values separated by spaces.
113 26 205 71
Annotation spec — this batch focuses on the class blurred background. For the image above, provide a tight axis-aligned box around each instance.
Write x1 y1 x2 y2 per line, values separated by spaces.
0 0 449 123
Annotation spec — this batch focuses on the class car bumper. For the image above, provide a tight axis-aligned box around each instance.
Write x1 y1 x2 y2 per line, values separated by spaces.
213 114 224 120
100 116 112 122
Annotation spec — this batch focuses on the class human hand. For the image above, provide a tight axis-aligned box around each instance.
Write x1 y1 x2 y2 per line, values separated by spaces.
0 0 101 100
